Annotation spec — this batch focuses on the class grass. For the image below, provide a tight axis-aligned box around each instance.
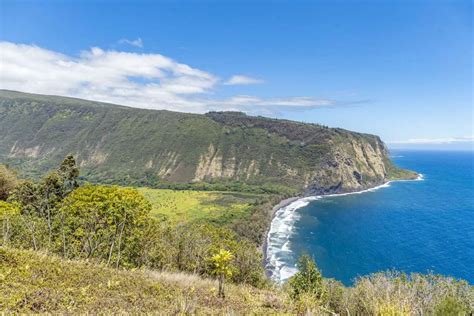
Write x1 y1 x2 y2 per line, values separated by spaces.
0 247 290 314
137 187 264 224
2 247 472 314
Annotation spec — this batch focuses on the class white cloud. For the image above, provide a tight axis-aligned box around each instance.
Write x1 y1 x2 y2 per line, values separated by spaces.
224 75 264 85
0 41 344 114
207 95 333 108
388 136 474 144
118 38 143 48
0 41 217 112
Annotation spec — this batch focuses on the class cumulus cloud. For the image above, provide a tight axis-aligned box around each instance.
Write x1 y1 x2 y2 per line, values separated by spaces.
0 41 218 112
0 41 344 113
388 136 474 144
118 38 143 48
224 75 264 85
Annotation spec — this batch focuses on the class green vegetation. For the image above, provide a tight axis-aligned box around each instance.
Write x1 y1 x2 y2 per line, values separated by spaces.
210 249 235 298
2 248 472 314
289 254 325 301
0 90 414 195
0 157 267 287
136 188 282 246
0 156 472 314
59 185 151 267
0 247 288 314
138 187 259 224
148 180 298 195
1 92 462 314
386 164 419 180
285 256 473 315
0 164 18 201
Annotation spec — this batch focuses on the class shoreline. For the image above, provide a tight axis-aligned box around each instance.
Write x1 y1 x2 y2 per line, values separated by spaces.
262 196 301 266
265 173 423 281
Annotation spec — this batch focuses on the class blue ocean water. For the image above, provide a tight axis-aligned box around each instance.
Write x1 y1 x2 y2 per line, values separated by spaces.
268 150 474 285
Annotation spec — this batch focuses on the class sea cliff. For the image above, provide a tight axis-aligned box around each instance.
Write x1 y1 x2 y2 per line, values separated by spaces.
0 90 415 193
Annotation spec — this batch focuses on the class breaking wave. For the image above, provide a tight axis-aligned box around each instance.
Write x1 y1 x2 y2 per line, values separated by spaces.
265 175 424 282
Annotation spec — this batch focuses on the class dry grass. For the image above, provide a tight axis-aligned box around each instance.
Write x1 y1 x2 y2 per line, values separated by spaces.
0 247 292 314
2 247 471 315
146 270 217 289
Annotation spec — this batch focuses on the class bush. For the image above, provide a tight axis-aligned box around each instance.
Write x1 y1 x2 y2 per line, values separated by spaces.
0 164 18 201
289 254 325 300
346 271 473 315
0 201 20 245
59 184 151 267
435 296 469 316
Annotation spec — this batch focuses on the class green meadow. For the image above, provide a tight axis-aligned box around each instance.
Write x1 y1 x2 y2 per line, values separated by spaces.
137 188 264 224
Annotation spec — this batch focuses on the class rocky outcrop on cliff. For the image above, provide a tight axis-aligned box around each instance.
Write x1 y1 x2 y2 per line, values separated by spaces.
304 137 389 195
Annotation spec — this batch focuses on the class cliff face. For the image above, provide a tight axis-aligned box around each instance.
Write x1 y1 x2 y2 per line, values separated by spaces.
0 90 412 192
304 135 390 195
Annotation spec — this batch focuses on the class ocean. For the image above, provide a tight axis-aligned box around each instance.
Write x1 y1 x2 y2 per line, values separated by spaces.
266 150 474 285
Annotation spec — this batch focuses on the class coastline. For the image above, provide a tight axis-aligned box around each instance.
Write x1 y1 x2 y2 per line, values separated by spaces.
272 197 302 213
265 173 424 281
262 196 301 264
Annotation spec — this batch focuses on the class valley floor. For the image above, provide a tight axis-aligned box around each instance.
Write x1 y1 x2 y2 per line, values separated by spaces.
138 187 263 224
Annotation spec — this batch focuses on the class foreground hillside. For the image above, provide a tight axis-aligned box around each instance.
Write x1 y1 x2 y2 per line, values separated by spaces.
0 90 415 194
1 247 472 314
0 247 289 314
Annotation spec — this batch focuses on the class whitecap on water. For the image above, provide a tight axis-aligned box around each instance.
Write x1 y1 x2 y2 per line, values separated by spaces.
265 196 320 281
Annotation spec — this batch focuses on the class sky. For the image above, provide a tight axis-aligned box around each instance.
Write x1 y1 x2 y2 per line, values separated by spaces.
0 0 472 149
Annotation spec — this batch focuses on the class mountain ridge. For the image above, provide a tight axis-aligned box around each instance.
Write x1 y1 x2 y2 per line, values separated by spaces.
0 90 415 193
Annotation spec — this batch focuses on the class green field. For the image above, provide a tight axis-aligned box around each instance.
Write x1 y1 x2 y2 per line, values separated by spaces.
137 188 263 224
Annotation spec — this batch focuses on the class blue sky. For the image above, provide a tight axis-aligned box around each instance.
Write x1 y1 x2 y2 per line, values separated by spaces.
0 0 472 149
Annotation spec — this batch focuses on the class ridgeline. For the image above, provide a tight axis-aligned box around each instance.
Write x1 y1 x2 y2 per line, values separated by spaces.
0 90 416 194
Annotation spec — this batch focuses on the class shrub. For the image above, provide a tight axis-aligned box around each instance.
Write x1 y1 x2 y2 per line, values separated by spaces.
59 184 151 267
289 254 325 300
0 201 20 245
435 296 469 316
209 249 234 298
0 164 19 201
347 271 473 315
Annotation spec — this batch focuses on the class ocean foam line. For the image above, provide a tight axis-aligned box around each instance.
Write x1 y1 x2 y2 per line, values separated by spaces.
265 174 424 282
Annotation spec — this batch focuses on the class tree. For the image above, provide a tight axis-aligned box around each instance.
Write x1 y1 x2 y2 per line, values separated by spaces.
9 173 65 250
39 172 64 247
289 254 325 300
9 180 43 250
59 184 151 266
57 155 79 196
7 156 80 251
0 201 20 245
230 239 267 288
210 249 234 298
0 164 18 201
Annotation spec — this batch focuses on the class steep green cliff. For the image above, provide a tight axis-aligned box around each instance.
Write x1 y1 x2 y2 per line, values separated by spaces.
0 90 416 193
